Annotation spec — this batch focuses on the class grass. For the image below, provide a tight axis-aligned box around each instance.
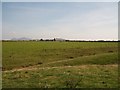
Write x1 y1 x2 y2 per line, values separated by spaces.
2 41 118 70
2 41 118 88
3 65 118 88
38 52 118 68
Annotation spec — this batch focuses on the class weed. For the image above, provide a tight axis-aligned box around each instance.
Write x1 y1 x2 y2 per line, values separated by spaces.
63 73 82 88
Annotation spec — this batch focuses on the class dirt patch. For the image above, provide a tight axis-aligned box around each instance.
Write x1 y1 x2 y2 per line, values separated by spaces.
3 64 117 73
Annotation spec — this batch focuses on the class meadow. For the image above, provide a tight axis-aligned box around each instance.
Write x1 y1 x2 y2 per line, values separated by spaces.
2 41 118 88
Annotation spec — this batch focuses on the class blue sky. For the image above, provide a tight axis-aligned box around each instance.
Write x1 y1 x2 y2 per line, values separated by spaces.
2 2 118 40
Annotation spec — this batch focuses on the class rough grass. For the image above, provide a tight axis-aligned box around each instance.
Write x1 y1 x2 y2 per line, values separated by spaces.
2 41 118 88
2 41 118 70
3 65 118 88
39 52 118 68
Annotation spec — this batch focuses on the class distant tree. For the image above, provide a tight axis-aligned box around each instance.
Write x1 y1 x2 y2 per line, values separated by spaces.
98 40 104 42
65 40 69 42
53 38 56 41
40 39 43 41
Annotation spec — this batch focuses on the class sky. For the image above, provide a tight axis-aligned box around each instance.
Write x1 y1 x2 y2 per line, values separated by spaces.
1 0 119 2
2 2 118 40
0 2 2 40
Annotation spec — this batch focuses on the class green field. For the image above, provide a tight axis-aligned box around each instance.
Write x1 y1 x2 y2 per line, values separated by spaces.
2 41 118 88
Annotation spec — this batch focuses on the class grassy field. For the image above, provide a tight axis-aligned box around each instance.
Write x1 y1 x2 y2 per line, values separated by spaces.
2 41 118 88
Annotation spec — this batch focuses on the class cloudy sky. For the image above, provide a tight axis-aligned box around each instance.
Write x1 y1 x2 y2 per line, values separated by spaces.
2 2 118 40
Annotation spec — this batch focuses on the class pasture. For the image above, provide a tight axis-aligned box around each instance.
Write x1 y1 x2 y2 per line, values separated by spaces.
2 41 118 88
